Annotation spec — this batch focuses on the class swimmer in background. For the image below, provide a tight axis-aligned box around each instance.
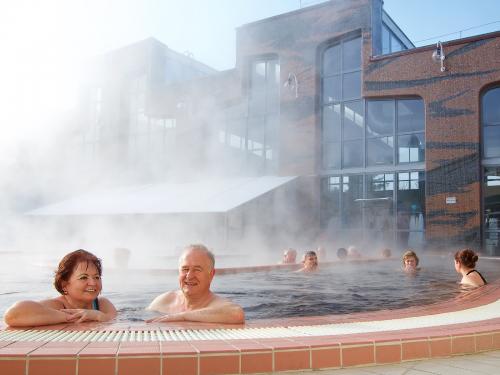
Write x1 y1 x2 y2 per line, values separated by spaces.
347 246 362 258
295 251 319 273
281 248 297 264
454 248 487 287
402 249 420 273
381 248 392 258
337 247 348 260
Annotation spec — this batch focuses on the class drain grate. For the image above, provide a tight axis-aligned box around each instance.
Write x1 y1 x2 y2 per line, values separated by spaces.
1 299 499 343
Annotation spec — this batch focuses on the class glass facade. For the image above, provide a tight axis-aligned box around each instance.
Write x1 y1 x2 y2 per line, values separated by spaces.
482 87 500 255
219 56 280 174
321 35 425 249
83 87 103 160
322 36 362 170
482 87 500 158
321 172 425 249
381 23 406 55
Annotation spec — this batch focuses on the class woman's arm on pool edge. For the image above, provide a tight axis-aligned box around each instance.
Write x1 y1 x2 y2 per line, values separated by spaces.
3 300 69 327
61 297 117 323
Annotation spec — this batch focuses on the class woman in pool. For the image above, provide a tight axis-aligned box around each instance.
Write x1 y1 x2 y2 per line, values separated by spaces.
454 248 487 287
402 250 420 273
4 249 116 327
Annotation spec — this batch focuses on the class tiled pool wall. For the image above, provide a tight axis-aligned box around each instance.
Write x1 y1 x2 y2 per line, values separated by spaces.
1 262 500 375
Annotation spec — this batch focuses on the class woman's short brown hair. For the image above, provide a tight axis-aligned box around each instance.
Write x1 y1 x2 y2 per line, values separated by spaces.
402 249 419 266
54 249 102 295
454 248 479 269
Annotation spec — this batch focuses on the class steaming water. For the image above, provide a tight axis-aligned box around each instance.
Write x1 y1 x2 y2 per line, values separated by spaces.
1 254 499 322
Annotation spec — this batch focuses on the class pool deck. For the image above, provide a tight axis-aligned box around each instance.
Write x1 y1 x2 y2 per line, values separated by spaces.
1 278 500 374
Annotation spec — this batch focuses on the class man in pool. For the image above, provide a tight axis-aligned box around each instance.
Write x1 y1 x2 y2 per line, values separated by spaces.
295 250 319 273
146 244 245 324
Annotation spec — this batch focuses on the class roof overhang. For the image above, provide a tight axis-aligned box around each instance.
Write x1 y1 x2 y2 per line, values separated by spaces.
26 176 297 216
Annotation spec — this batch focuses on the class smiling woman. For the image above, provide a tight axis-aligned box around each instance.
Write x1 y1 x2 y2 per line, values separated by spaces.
3 249 116 327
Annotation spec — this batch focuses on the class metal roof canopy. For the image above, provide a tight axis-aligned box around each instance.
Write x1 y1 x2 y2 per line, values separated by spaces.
26 176 297 216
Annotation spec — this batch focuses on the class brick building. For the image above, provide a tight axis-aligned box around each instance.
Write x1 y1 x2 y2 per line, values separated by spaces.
58 0 500 254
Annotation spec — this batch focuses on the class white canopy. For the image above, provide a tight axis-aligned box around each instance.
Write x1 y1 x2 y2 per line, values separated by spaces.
27 176 296 216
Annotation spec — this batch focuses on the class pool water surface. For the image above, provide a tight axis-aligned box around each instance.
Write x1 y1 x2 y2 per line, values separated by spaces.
2 254 499 321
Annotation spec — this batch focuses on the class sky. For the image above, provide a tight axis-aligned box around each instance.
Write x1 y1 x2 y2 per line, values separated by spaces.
0 0 498 153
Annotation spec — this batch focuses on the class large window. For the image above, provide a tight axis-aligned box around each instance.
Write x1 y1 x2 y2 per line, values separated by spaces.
320 172 425 249
396 171 425 249
322 36 362 169
366 100 394 166
397 99 425 163
482 86 500 255
219 57 280 174
482 87 500 159
323 96 425 171
381 23 405 55
320 36 424 248
366 99 425 166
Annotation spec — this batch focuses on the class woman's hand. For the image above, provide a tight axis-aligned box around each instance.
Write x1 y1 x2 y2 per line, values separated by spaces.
61 309 105 323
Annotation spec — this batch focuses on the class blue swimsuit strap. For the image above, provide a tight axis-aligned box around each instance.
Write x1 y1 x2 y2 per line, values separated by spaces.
92 298 100 310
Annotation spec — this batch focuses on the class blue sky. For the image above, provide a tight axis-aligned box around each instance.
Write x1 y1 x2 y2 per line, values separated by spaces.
0 0 498 150
2 0 498 70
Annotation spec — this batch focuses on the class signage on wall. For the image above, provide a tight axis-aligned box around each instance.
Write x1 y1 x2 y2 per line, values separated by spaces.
446 197 457 204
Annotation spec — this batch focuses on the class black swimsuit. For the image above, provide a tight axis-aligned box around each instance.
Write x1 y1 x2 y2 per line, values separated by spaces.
466 269 487 285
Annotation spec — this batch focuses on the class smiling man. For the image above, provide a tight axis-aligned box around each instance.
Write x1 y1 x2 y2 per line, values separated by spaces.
146 244 245 324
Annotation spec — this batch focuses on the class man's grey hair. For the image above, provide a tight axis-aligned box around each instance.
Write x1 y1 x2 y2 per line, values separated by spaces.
180 244 215 269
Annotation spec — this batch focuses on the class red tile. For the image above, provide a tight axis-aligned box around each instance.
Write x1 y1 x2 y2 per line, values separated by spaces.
226 339 268 352
0 359 25 375
375 343 401 364
190 341 238 354
430 338 451 358
452 335 476 355
241 352 272 374
78 342 119 357
290 336 339 348
117 357 161 375
402 340 429 361
163 356 197 375
30 342 88 357
254 338 302 350
161 342 198 355
28 358 77 375
199 354 239 375
476 333 494 351
0 341 13 349
118 342 160 356
274 349 310 371
311 347 340 369
494 332 500 349
0 342 45 357
78 358 115 375
341 344 374 367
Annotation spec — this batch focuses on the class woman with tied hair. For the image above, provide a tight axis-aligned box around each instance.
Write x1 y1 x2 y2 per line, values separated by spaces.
4 249 116 327
454 248 487 287
402 249 420 273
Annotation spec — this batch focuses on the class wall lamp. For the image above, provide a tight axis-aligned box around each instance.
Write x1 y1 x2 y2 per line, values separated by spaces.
284 72 299 98
432 41 446 72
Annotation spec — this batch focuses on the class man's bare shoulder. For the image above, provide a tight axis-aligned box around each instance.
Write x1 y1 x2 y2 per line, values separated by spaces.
209 294 240 308
147 291 181 312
